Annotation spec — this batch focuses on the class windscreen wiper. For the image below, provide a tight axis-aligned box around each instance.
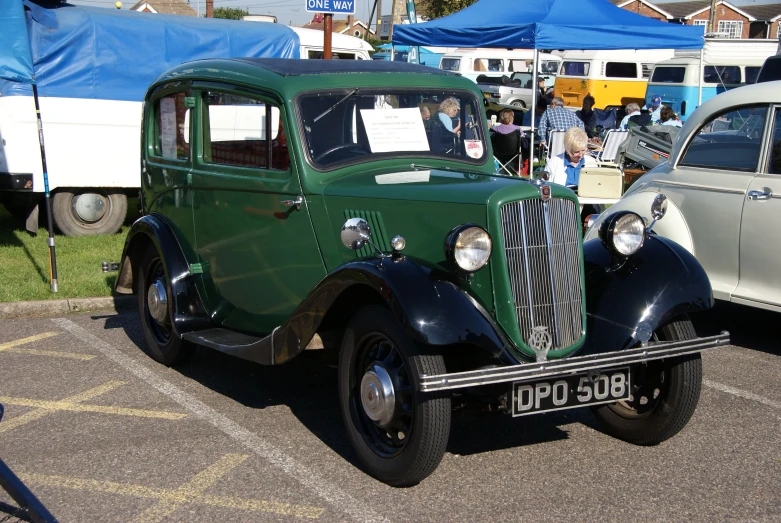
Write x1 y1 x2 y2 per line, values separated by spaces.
313 89 358 123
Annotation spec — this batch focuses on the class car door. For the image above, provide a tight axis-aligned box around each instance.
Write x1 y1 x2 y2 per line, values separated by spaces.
732 105 781 310
662 104 768 301
190 87 326 334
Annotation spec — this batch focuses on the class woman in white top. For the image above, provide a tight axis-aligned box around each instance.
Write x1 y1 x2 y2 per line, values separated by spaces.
437 97 461 137
544 127 596 187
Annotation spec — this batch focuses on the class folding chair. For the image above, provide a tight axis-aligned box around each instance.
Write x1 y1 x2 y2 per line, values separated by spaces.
546 130 566 161
596 130 629 165
491 130 522 175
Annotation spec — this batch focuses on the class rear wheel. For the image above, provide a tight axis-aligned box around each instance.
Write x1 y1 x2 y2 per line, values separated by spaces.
509 99 526 108
52 189 127 236
338 306 450 487
137 246 194 366
590 317 702 445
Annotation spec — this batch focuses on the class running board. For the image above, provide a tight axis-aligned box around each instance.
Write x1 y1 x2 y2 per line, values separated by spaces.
419 332 730 392
182 328 276 366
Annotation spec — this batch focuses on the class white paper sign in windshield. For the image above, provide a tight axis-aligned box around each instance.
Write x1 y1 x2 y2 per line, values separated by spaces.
360 108 430 153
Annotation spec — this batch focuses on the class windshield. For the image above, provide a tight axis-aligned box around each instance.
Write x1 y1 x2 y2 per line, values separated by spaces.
298 89 488 170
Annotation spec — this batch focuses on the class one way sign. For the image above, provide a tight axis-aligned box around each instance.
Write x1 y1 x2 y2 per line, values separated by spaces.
305 0 355 14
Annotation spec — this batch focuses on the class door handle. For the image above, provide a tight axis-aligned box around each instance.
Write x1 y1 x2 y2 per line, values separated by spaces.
747 189 772 201
280 195 303 210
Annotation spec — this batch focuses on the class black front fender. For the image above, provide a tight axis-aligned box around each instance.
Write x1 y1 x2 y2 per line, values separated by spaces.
580 234 714 355
115 214 210 336
272 255 514 365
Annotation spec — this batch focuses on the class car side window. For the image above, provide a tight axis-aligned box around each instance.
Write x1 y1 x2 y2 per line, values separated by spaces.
680 105 767 172
154 92 190 161
202 93 289 171
769 107 781 175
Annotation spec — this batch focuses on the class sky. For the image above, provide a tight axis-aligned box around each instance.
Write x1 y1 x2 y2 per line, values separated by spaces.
70 0 391 28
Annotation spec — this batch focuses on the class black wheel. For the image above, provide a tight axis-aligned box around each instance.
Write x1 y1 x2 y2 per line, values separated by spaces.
137 246 194 366
338 306 450 487
52 189 127 236
590 316 702 445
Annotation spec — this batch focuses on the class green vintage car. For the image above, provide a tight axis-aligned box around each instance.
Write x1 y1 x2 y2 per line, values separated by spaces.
115 59 728 487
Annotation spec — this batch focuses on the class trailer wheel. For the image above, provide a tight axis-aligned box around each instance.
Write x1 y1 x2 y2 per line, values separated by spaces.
52 189 127 236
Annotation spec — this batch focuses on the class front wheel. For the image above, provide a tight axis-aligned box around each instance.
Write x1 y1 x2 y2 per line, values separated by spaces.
137 246 194 366
338 306 451 487
590 317 702 445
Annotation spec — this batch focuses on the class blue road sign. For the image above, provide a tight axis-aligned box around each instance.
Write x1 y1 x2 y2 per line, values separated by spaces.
305 0 355 14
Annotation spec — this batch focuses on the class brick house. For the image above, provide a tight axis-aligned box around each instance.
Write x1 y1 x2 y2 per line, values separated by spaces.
611 0 781 39
131 0 197 16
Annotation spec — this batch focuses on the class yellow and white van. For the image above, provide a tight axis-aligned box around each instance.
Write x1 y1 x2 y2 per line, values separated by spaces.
555 50 674 109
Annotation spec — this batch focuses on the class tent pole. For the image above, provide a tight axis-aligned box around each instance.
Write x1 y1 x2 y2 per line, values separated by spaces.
31 83 59 293
698 48 703 106
529 49 538 180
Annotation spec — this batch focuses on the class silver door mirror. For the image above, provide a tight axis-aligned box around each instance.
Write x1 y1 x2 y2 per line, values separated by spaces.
341 217 371 250
650 193 668 221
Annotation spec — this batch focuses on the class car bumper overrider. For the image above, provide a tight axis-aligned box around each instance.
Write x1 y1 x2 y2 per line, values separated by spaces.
419 331 729 392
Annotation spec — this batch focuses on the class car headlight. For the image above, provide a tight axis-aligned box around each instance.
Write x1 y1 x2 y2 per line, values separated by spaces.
599 211 645 256
445 225 492 272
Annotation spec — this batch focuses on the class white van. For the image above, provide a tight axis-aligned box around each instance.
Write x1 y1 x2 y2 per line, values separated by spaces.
645 39 776 120
290 27 373 60
555 49 674 109
439 49 562 86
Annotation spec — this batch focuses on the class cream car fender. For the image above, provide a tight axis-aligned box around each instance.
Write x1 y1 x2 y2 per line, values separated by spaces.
584 190 694 255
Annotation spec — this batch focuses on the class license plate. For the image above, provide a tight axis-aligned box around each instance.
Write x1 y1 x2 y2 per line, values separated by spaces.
511 367 630 417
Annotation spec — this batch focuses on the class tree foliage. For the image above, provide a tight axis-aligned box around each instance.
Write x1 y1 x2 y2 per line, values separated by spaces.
213 7 249 20
416 0 477 19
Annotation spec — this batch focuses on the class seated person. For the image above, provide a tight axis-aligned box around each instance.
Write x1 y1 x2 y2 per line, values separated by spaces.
491 108 523 135
659 106 682 128
544 127 596 188
576 94 599 141
619 102 641 130
523 97 547 127
438 97 461 137
420 105 433 132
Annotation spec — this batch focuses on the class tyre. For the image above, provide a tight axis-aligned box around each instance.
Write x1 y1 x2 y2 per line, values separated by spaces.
590 316 702 445
52 189 127 236
338 305 451 487
137 246 194 366
510 100 526 108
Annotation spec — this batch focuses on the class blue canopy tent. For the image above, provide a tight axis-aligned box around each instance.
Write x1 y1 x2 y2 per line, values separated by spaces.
393 0 705 171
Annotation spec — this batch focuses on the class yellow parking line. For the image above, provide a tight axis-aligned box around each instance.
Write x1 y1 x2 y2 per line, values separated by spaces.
135 454 249 523
0 332 60 351
0 331 95 360
0 381 186 433
0 398 187 420
21 456 325 519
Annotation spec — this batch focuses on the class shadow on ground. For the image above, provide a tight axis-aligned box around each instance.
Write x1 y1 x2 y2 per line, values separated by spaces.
690 301 780 356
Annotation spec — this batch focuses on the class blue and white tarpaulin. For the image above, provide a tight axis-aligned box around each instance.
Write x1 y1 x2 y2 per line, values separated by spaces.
0 1 301 101
0 0 35 83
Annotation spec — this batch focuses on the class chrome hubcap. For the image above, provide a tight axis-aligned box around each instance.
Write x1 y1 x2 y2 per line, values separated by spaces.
72 193 108 223
360 364 396 427
147 279 168 323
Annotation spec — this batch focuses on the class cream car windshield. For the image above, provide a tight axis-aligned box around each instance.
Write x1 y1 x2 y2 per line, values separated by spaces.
298 90 488 169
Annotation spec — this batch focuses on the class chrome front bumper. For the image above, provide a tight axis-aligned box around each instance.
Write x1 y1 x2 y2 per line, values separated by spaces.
419 332 730 392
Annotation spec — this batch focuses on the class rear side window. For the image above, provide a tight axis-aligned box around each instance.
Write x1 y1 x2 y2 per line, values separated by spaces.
154 92 190 161
202 93 289 171
745 66 761 84
703 66 741 84
440 58 460 72
680 105 767 172
474 58 504 72
605 62 637 78
651 66 685 83
561 61 589 76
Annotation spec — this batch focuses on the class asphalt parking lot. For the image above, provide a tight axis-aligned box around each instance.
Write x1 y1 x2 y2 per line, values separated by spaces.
0 302 779 522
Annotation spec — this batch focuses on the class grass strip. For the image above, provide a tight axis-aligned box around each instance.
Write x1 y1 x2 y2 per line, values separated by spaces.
0 204 136 302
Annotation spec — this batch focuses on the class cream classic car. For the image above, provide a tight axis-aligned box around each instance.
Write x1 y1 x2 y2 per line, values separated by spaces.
586 80 781 312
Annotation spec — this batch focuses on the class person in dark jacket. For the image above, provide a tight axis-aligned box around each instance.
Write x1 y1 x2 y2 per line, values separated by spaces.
575 94 598 139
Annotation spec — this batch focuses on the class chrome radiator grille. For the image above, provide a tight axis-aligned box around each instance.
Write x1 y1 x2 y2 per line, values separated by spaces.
500 198 583 350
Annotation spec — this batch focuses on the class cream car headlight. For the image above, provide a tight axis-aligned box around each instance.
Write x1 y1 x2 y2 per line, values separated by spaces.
445 225 492 272
599 211 645 256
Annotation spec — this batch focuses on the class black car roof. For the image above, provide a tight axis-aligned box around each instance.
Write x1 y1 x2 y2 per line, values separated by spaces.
233 58 458 77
